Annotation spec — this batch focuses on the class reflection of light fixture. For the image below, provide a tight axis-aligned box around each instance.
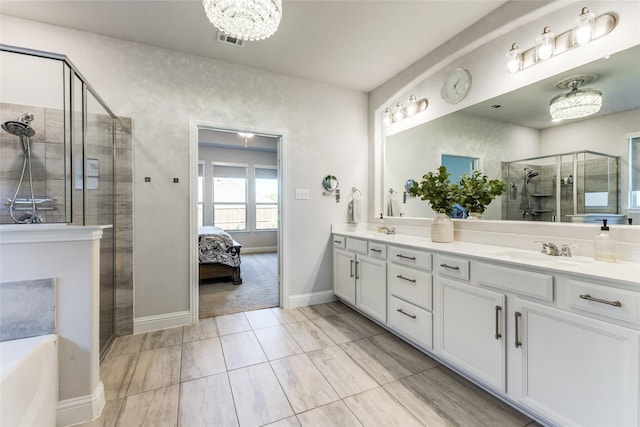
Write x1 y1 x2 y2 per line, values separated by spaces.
535 26 555 62
549 75 602 121
573 7 595 46
202 0 282 41
505 43 522 73
382 95 428 126
405 95 428 117
392 102 406 122
238 132 254 148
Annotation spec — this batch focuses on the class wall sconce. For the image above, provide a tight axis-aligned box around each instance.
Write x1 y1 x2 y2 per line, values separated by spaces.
382 95 428 126
505 6 616 74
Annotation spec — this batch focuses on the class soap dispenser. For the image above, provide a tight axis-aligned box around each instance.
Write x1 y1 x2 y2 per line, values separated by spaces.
594 219 616 262
377 213 385 233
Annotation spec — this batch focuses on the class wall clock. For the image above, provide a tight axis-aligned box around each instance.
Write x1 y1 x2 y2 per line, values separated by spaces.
441 68 472 104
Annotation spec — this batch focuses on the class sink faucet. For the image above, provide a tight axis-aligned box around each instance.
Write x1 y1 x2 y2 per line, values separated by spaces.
535 241 559 256
560 244 573 257
382 226 396 235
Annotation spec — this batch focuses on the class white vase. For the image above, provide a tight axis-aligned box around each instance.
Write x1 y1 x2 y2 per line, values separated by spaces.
467 211 484 220
431 212 454 242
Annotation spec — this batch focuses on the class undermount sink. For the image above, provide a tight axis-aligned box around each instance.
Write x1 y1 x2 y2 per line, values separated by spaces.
489 250 593 266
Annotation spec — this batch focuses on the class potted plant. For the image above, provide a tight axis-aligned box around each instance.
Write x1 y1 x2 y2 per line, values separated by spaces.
409 166 459 242
457 170 507 219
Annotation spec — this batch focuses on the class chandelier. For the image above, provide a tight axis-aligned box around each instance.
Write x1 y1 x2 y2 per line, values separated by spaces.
549 76 602 121
202 0 282 41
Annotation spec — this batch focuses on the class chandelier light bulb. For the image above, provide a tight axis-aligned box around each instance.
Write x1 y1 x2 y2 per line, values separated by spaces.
202 0 282 41
573 7 595 46
505 43 522 73
549 80 602 120
535 27 555 62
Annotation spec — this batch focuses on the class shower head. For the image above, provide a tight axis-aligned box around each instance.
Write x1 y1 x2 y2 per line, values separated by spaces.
2 121 35 137
525 168 539 183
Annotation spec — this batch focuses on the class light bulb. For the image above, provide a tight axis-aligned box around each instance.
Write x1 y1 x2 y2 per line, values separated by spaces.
405 96 418 116
392 102 405 122
382 108 392 126
535 27 555 62
573 7 595 46
505 43 522 73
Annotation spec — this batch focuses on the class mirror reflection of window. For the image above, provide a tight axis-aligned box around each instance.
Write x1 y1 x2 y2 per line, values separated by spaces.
630 135 640 210
441 154 479 184
212 164 248 231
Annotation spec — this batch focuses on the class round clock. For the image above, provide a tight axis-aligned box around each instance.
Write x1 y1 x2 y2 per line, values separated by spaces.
441 68 472 104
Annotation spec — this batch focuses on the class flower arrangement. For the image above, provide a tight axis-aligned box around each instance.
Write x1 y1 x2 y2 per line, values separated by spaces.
457 170 507 214
409 166 459 216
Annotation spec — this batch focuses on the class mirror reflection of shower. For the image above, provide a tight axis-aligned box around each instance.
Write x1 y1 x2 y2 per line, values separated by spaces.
523 167 539 219
2 112 43 223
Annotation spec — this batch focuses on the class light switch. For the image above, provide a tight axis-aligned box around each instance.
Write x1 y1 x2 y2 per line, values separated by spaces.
295 188 310 200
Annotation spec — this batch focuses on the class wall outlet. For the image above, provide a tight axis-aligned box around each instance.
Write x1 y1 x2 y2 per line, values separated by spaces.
295 188 310 200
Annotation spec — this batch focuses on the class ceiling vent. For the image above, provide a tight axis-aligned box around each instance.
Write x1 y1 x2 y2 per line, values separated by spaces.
217 31 245 47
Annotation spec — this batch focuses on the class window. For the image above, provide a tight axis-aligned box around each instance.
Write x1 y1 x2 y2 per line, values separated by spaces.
630 135 640 209
255 167 278 230
212 164 247 230
441 154 479 184
198 162 204 226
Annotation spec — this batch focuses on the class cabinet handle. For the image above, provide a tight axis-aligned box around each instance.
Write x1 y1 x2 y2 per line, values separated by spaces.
397 254 416 261
350 260 354 278
333 239 343 244
579 294 622 307
396 274 416 283
355 261 360 280
370 248 382 253
439 263 460 271
514 311 522 348
397 308 417 319
495 306 502 340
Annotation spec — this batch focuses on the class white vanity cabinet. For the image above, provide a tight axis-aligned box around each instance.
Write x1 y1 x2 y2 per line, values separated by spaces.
333 235 387 323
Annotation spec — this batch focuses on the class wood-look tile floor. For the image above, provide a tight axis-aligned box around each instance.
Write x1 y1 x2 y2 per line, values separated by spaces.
82 302 540 427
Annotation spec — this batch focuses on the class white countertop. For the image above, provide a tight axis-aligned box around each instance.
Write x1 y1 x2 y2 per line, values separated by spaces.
333 229 640 288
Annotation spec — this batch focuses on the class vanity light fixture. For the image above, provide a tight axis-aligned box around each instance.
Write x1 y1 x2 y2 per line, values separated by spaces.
382 108 393 126
549 75 602 121
202 0 282 41
238 132 254 148
405 95 428 117
505 7 616 74
535 27 555 62
382 95 428 126
392 102 406 122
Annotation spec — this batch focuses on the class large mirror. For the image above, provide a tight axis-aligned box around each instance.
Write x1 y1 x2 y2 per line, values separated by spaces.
384 44 640 222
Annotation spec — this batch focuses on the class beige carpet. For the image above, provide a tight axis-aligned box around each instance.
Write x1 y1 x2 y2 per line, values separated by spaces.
199 252 279 318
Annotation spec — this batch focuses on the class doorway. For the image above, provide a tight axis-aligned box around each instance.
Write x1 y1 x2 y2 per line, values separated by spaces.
189 122 284 320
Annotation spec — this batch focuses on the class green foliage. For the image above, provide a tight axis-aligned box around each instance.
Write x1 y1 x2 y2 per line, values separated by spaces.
457 170 507 213
409 166 459 216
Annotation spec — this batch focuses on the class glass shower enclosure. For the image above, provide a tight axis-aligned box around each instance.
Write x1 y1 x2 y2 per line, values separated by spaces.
0 45 118 356
503 150 621 223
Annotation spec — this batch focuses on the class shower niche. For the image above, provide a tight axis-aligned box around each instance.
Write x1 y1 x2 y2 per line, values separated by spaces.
503 150 622 223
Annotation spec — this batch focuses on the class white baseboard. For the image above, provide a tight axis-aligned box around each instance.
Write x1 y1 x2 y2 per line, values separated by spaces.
57 381 105 427
241 246 277 254
134 310 191 334
287 290 336 308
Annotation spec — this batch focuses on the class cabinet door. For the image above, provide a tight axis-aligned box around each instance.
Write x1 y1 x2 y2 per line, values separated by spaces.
510 299 639 427
436 278 506 391
334 248 355 306
356 254 387 323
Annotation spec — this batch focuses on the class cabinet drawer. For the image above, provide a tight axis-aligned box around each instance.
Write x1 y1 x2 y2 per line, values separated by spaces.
436 255 469 281
332 235 346 249
388 264 432 310
346 237 368 255
388 246 431 271
565 279 640 325
368 242 387 260
472 261 553 302
388 295 433 349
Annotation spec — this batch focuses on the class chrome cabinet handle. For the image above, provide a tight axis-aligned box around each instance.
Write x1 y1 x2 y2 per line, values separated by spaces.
333 239 343 244
397 308 417 319
579 294 622 307
396 275 416 283
440 263 460 270
514 311 522 348
370 248 382 253
350 260 354 278
495 306 502 340
397 254 416 260
355 261 359 280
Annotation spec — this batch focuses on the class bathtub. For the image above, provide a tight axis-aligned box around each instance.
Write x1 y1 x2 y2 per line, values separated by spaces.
1 334 58 427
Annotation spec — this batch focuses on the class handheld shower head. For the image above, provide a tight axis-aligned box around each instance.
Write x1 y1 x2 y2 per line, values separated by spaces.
1 121 35 138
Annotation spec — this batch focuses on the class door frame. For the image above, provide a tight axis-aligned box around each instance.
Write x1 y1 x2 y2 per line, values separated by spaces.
189 118 287 324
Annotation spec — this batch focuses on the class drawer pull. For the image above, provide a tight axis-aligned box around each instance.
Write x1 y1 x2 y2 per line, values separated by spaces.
397 254 416 261
579 294 622 307
514 311 522 348
495 305 502 340
397 308 417 319
439 263 460 271
350 260 354 278
370 248 382 253
396 274 416 283
333 239 343 244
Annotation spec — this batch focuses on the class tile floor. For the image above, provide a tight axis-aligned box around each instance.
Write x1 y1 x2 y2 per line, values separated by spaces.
82 301 538 427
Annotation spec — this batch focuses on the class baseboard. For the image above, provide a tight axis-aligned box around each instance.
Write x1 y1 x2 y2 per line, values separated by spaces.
287 290 336 308
57 381 105 427
133 310 191 334
241 246 277 254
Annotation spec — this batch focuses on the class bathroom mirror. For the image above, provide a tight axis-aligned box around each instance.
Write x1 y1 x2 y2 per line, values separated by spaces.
384 44 640 221
322 175 339 192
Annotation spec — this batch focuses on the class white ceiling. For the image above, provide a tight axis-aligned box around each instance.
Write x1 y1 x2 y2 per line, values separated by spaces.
0 0 507 92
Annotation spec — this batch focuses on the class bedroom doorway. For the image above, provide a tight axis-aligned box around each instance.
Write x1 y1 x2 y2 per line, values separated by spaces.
191 124 283 319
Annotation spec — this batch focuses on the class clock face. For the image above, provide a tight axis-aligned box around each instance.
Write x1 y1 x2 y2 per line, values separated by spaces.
441 68 472 104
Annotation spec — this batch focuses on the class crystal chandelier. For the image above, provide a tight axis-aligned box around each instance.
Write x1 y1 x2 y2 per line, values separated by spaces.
202 0 282 41
549 78 602 121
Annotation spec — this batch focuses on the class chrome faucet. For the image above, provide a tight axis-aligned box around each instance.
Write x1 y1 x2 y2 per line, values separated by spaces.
535 241 560 256
560 244 572 257
382 226 396 235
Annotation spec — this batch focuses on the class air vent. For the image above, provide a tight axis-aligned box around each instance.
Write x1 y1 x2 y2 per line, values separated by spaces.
217 32 245 47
